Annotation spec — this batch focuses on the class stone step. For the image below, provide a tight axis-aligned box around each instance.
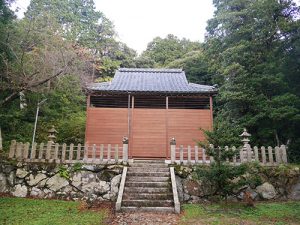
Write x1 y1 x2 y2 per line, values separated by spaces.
123 193 173 200
133 160 166 164
122 200 174 207
124 187 171 193
125 181 170 188
126 176 170 182
120 206 175 213
127 171 170 177
130 163 168 168
128 167 170 173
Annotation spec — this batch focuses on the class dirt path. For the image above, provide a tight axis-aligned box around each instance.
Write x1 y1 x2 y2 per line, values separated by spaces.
110 211 180 225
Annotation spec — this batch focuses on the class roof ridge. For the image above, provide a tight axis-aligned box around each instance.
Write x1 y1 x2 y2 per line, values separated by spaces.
118 68 183 73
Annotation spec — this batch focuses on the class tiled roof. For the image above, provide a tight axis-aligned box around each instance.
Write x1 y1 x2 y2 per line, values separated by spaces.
88 68 217 94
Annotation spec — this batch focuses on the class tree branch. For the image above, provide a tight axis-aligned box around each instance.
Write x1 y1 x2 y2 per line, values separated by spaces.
0 60 73 106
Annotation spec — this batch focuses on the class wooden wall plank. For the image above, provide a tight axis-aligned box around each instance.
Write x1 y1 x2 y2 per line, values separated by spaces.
85 108 128 146
132 109 166 158
168 109 211 152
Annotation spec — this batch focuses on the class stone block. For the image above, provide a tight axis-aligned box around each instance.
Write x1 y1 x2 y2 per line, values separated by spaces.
27 173 47 186
12 184 27 197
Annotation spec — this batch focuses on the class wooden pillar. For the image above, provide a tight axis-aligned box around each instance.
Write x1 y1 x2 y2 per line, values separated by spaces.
85 95 91 146
127 94 131 137
165 96 169 159
129 96 134 159
209 96 213 129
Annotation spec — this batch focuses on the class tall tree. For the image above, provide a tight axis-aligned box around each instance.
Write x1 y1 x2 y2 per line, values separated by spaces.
140 34 202 67
0 15 90 106
25 0 137 78
167 50 212 84
205 0 300 161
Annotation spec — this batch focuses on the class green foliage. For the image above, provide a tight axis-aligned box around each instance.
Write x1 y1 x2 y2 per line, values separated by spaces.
181 201 300 224
167 50 213 84
58 165 70 179
0 197 108 225
194 163 248 199
204 0 300 162
72 162 83 172
140 34 202 67
196 127 261 199
58 163 82 179
0 75 86 149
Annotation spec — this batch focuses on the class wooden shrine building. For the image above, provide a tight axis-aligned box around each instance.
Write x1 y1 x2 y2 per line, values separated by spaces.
85 68 217 159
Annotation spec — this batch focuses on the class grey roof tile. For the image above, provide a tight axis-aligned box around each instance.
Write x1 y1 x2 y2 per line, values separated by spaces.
88 68 217 94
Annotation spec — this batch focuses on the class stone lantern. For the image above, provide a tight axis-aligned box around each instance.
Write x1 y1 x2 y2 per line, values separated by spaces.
240 128 251 145
239 128 252 162
48 125 58 143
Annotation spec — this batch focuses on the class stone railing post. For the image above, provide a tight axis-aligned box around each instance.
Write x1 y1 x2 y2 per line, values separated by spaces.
8 140 17 159
280 145 287 164
122 136 128 162
170 137 176 163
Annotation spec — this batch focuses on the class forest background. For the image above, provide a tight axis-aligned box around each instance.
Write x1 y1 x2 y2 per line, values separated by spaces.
1 0 299 162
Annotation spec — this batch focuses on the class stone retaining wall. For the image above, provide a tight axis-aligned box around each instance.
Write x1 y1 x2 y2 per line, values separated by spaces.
174 164 300 203
0 160 123 202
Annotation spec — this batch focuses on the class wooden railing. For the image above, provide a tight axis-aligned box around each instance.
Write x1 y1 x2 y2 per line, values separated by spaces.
8 140 128 164
170 144 288 165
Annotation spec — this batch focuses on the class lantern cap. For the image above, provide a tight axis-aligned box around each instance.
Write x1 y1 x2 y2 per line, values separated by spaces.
48 125 58 134
239 128 251 137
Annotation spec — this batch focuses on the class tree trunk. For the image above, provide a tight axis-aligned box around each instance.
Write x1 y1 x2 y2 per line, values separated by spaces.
275 130 280 146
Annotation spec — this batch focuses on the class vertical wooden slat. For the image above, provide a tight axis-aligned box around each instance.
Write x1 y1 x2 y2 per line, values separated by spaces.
46 141 52 160
268 146 274 165
92 144 96 162
69 143 74 161
232 146 237 165
54 143 59 162
261 146 266 164
187 145 191 164
23 142 30 160
30 142 37 160
195 146 199 164
76 144 81 160
8 140 17 158
280 145 287 164
61 143 66 162
180 145 183 163
254 146 259 162
38 143 44 160
108 144 111 161
115 144 119 162
100 144 104 161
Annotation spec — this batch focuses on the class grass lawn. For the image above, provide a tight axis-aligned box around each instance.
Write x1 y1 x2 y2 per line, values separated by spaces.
0 197 108 225
180 201 300 225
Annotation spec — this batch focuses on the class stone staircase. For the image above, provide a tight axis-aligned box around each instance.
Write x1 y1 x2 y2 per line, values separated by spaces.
121 160 175 212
